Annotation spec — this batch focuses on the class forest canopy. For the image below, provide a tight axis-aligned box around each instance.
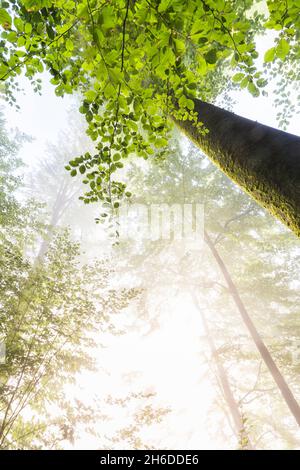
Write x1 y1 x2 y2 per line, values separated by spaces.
1 0 300 235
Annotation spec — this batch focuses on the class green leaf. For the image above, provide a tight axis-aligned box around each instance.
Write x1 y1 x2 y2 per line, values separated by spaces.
173 38 185 55
197 55 207 75
85 111 93 122
77 3 89 19
161 47 175 67
186 99 194 110
232 73 245 83
17 36 26 47
104 83 115 100
66 38 74 51
25 23 32 34
256 78 267 88
0 64 8 76
158 0 172 12
191 19 203 36
14 17 23 32
204 49 217 64
70 169 77 176
79 165 86 174
7 31 17 44
276 38 289 60
127 120 138 132
178 95 186 108
155 138 168 148
264 47 275 63
240 76 249 89
0 8 11 27
248 81 260 97
178 95 194 110
85 89 97 102
102 6 115 31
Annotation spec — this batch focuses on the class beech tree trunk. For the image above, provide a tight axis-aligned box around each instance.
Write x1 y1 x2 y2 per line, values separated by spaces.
204 230 300 427
172 99 300 238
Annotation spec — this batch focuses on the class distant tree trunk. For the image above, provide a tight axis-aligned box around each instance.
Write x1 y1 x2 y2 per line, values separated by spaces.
204 230 300 427
191 291 253 450
35 180 75 264
35 205 60 262
172 99 300 238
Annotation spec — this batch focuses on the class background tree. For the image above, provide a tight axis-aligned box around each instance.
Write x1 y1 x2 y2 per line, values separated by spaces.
25 108 102 261
0 112 146 449
121 134 300 448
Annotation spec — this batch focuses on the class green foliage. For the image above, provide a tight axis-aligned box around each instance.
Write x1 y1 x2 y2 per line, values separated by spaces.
0 110 32 227
0 226 138 448
262 0 300 128
0 9 11 27
264 39 290 63
264 47 276 63
276 38 290 60
0 0 298 210
0 0 285 211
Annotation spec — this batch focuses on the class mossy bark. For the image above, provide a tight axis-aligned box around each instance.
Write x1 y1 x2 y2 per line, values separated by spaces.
172 99 300 237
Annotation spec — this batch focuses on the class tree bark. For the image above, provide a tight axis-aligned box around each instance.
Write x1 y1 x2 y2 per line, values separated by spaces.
204 229 300 427
172 99 300 238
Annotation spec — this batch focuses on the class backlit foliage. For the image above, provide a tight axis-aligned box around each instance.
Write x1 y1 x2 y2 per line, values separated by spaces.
1 0 298 211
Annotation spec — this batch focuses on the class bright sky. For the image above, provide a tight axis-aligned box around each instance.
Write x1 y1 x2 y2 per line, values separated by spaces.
4 73 74 165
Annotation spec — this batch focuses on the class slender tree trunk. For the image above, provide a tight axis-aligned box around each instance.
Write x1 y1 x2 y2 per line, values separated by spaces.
204 229 300 427
191 291 253 449
35 208 60 262
35 179 75 263
172 99 300 238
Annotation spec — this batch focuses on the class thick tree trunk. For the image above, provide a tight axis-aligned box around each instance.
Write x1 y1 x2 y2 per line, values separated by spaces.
204 230 300 427
172 99 300 238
